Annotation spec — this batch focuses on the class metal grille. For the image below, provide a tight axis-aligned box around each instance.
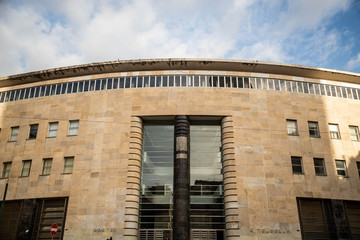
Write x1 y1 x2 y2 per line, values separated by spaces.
139 229 172 240
191 230 217 240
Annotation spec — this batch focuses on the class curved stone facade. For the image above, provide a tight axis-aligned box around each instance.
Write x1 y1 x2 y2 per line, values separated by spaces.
0 59 359 240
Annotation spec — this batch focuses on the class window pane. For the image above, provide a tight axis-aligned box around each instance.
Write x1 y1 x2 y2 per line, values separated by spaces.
308 122 320 137
335 160 347 176
287 120 298 135
10 126 19 141
69 120 79 135
42 159 52 175
63 157 74 174
329 124 340 139
2 162 12 178
21 160 31 177
48 122 58 137
349 126 360 141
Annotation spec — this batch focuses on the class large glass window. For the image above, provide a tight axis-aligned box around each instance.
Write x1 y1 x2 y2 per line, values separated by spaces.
190 124 224 232
140 124 174 230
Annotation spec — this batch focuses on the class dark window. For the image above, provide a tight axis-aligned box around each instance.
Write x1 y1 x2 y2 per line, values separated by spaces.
291 156 303 174
308 121 320 137
29 124 38 139
314 158 326 175
72 82 78 93
357 162 360 177
106 78 113 89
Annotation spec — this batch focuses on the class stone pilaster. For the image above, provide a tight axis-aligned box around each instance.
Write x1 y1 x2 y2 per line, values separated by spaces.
221 116 240 239
123 117 143 239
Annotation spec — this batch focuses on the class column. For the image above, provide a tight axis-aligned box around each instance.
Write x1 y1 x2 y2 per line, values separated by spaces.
173 115 190 240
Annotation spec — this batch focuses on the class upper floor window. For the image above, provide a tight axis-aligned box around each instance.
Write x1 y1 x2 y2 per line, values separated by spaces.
314 158 326 176
42 158 52 175
335 160 347 177
308 121 320 137
63 157 74 174
329 123 340 139
287 120 298 136
349 126 359 141
291 156 303 174
1 162 12 178
29 124 39 139
21 160 32 177
357 162 360 178
48 122 58 137
68 120 79 135
9 126 19 141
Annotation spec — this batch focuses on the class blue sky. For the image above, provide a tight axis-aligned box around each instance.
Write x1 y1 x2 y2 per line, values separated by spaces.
0 0 360 77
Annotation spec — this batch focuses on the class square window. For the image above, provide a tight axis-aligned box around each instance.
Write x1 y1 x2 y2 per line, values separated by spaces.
48 122 58 137
314 158 326 175
287 120 298 136
1 162 12 178
29 124 38 139
349 126 360 141
9 126 19 141
308 121 320 137
357 162 360 178
291 156 303 174
68 120 79 135
42 158 52 175
21 160 32 177
63 157 74 174
329 123 340 139
335 160 347 177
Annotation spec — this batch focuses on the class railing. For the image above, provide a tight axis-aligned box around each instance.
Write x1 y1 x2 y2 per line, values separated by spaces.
1 74 359 103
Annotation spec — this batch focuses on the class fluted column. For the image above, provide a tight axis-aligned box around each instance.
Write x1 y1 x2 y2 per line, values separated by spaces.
124 117 143 239
221 117 240 239
173 115 190 240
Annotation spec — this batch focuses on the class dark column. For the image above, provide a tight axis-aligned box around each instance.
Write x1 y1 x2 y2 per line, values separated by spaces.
173 115 190 240
16 199 37 240
331 199 351 240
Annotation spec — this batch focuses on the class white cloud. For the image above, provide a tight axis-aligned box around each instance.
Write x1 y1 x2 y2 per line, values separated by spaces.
0 0 356 76
347 53 360 70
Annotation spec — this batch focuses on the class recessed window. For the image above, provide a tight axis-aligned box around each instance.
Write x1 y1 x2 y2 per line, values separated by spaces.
48 122 58 137
29 124 39 139
9 126 19 141
63 157 74 174
2 162 12 178
68 120 79 135
42 158 52 175
349 126 360 141
287 120 298 136
308 121 320 137
291 156 303 174
329 123 340 139
357 162 360 178
314 158 326 176
21 160 32 177
335 160 347 177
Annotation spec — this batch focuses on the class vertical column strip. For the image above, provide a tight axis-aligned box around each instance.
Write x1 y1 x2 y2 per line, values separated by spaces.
124 117 143 239
173 115 190 240
221 116 240 239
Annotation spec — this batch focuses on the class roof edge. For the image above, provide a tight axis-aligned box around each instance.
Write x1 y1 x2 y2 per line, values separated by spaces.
1 58 360 88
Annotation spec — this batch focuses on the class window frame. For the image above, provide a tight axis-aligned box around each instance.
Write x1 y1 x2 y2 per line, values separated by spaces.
21 160 32 177
68 120 79 136
287 119 299 136
63 157 74 174
308 121 320 137
335 160 348 177
9 126 19 141
42 158 52 175
1 162 12 178
291 156 303 174
48 122 59 137
28 123 39 139
349 125 360 141
329 123 340 139
313 158 327 176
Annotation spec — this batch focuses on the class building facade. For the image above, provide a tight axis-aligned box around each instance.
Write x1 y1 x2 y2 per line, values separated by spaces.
0 59 359 240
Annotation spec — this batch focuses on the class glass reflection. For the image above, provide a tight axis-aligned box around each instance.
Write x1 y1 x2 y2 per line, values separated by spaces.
140 124 174 230
190 125 224 231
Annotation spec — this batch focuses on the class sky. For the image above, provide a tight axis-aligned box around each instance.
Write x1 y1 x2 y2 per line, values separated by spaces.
0 0 360 77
